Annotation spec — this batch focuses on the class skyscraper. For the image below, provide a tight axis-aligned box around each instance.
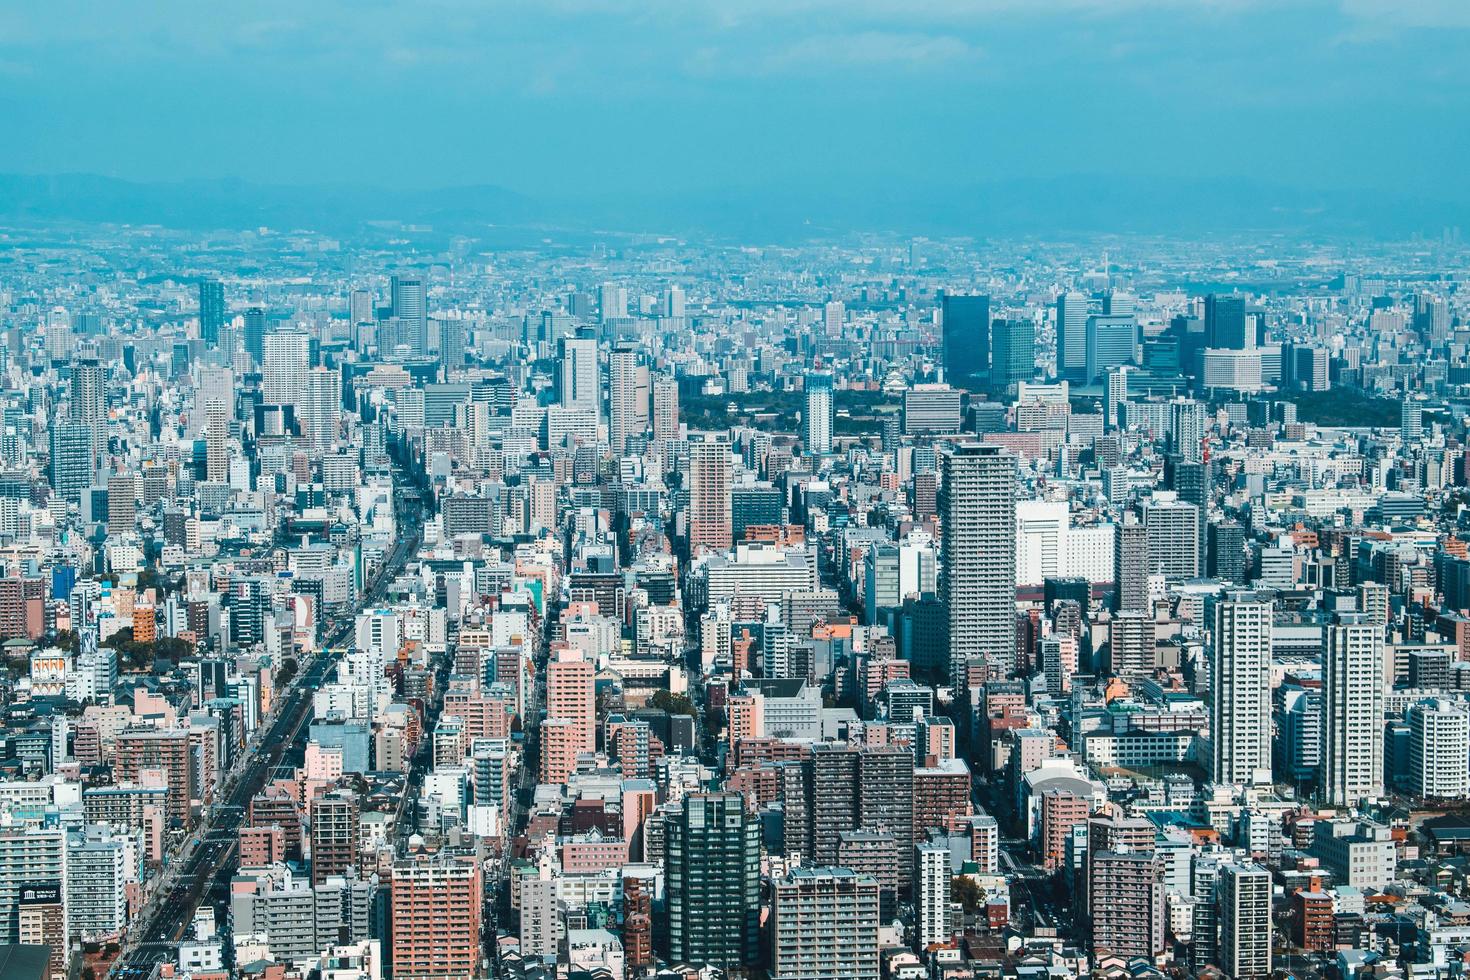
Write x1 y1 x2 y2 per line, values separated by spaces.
389 853 482 980
1089 850 1165 960
915 839 952 950
70 358 107 463
558 331 599 418
1164 455 1209 574
600 281 628 321
1211 592 1273 786
204 398 231 483
300 367 342 448
609 345 650 454
940 444 1017 685
244 307 266 365
1205 294 1249 350
805 371 834 455
542 649 595 783
1113 515 1149 612
1408 699 1470 800
262 330 310 412
990 318 1035 390
391 274 428 357
665 793 761 969
1322 612 1385 806
49 417 93 502
652 375 679 443
1085 314 1138 382
688 437 733 555
941 293 990 390
199 279 225 346
1056 290 1089 381
1208 520 1247 584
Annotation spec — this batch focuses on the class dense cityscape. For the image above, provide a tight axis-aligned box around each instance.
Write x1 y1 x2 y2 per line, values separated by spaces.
0 218 1463 980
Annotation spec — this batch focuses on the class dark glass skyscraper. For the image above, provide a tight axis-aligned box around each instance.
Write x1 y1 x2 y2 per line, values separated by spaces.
991 318 1036 390
244 307 266 366
1205 294 1249 350
199 279 224 346
664 793 760 969
941 293 990 390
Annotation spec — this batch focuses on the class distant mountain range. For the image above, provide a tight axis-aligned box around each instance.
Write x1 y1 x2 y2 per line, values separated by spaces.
1 171 1465 241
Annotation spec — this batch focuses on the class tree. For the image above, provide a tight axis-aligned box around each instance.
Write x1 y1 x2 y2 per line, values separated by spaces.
650 690 698 717
951 876 983 915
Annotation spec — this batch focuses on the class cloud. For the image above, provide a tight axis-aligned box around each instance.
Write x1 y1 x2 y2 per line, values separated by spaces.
760 31 980 73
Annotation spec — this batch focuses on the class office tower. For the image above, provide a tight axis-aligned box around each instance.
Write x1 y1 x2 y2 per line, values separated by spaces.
902 384 963 435
990 318 1035 389
49 417 94 502
309 791 360 886
244 307 267 365
558 331 599 416
0 828 66 947
772 868 881 980
652 375 679 443
1217 863 1272 979
199 278 225 345
1143 497 1200 579
71 357 107 462
262 330 310 412
1402 395 1425 442
1322 612 1385 806
204 398 230 483
389 853 482 979
1088 851 1165 960
1084 314 1137 381
1408 699 1470 800
1211 592 1273 786
349 288 373 325
941 445 1017 685
1056 290 1088 381
1164 455 1208 573
822 299 845 336
1114 515 1148 612
688 437 733 555
391 274 428 356
665 284 686 318
1104 366 1128 430
1205 294 1249 350
608 345 650 454
1208 520 1247 584
805 371 834 455
915 839 952 950
941 293 990 390
665 793 761 969
300 367 342 448
600 281 628 321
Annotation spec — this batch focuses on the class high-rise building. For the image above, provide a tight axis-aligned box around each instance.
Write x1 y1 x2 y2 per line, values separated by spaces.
652 376 679 443
1322 612 1384 806
244 307 267 365
1104 366 1129 429
542 650 595 783
608 345 650 454
262 330 310 412
309 791 360 886
688 437 733 555
204 398 231 483
1211 592 1273 787
349 288 373 326
0 828 66 948
1217 863 1272 979
771 868 881 980
1114 515 1149 612
990 318 1035 390
70 358 107 462
389 852 482 979
1205 294 1249 350
941 294 990 390
1056 290 1089 381
601 282 628 322
1402 395 1426 442
1089 850 1165 960
823 299 845 336
300 367 342 448
199 279 225 346
1164 455 1208 573
1208 520 1247 584
805 371 834 455
49 417 94 502
940 445 1017 685
391 274 428 356
1408 699 1470 800
1085 314 1137 381
665 793 761 969
106 473 136 537
558 331 599 418
1143 497 1200 580
915 839 952 950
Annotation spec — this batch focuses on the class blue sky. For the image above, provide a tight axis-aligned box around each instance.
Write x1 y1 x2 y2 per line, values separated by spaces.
1 0 1467 203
